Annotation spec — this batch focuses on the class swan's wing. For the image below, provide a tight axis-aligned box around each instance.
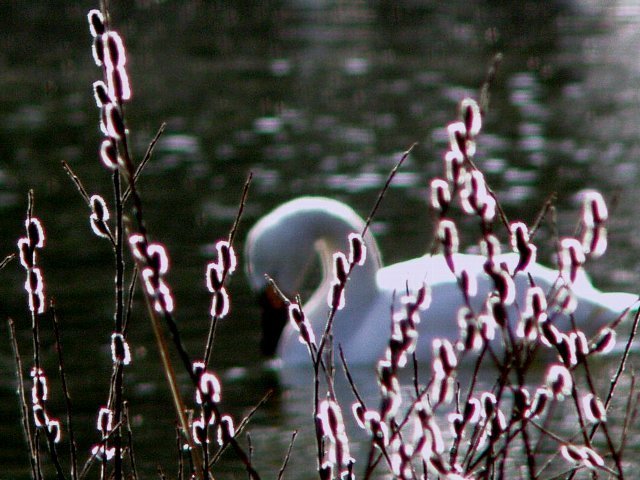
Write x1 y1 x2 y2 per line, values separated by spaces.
376 254 465 292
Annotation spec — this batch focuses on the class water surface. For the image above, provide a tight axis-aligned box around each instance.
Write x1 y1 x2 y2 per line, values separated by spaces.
1 1 640 478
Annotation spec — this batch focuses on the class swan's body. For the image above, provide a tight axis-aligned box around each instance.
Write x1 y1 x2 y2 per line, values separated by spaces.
245 197 636 366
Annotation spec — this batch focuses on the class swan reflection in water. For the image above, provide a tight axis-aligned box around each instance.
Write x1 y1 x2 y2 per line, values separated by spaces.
244 197 637 370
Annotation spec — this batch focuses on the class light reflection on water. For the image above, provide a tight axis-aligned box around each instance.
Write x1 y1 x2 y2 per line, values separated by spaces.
1 0 640 478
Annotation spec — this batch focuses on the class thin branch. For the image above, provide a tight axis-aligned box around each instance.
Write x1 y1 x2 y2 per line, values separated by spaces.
122 123 166 204
0 253 15 270
228 171 252 247
51 301 79 480
604 306 640 410
8 318 39 480
204 172 253 365
479 52 503 115
277 431 298 480
210 389 274 466
61 160 92 206
363 142 416 237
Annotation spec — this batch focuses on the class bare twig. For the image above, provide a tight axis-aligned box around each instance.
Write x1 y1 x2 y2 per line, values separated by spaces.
0 253 15 270
363 142 417 237
122 123 166 204
277 431 298 480
8 318 39 480
51 301 79 480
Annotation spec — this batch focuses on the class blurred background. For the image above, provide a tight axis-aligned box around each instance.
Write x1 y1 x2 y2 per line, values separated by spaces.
1 1 640 477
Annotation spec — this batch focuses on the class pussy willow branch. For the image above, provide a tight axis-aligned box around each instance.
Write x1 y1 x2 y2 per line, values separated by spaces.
362 142 416 238
203 172 253 366
111 148 126 480
122 403 138 480
61 161 115 246
209 390 273 467
276 430 298 480
479 52 503 116
122 224 199 469
570 316 623 476
619 374 639 460
8 318 39 480
122 123 166 204
51 302 79 480
0 253 15 270
312 142 419 441
604 306 640 411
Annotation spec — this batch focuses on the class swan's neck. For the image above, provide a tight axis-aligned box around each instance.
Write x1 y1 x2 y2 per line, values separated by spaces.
246 197 384 362
301 228 382 343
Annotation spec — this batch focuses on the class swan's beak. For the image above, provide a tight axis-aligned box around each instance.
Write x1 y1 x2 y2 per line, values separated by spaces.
258 283 289 358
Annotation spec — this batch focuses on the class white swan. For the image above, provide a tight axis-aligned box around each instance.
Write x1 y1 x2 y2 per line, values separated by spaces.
245 197 636 366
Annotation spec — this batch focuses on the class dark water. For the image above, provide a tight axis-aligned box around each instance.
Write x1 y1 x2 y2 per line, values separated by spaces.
1 1 640 478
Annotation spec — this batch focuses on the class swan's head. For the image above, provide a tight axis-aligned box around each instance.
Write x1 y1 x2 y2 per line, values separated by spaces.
245 198 325 357
245 197 376 358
